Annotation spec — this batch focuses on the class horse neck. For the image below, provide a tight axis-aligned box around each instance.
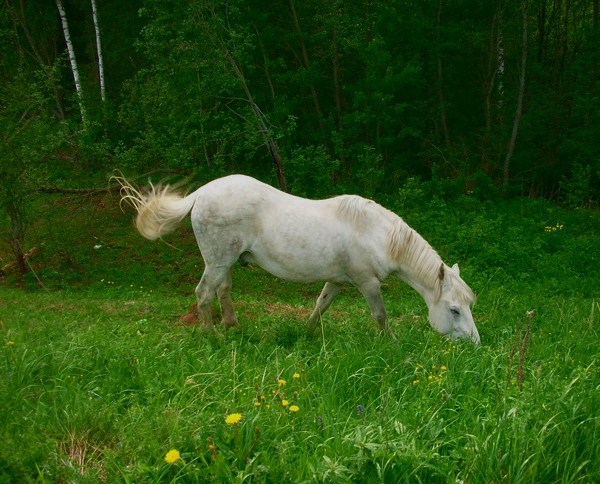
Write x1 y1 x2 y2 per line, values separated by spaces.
391 224 442 307
397 265 441 308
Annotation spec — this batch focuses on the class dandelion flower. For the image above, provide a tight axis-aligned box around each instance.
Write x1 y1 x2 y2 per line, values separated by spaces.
225 413 243 425
440 365 447 371
293 373 300 379
281 399 289 407
254 402 261 407
289 405 299 412
278 379 286 386
164 449 180 464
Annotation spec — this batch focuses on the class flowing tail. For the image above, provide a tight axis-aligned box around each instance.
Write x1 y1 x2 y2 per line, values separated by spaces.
114 176 197 240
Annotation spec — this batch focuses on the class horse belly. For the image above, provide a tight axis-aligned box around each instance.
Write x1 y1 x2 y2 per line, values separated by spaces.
247 228 354 283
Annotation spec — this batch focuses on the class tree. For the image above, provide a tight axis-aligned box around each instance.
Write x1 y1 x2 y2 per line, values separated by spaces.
0 69 62 276
503 0 528 187
90 0 106 102
55 0 87 125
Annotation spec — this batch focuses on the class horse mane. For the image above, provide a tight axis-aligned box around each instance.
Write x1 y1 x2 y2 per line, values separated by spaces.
388 219 475 304
335 195 474 304
336 195 380 226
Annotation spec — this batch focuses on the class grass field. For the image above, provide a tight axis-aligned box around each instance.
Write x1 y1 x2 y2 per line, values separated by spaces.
1 187 599 482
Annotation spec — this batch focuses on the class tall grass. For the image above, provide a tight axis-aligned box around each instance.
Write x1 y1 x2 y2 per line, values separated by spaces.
0 189 598 481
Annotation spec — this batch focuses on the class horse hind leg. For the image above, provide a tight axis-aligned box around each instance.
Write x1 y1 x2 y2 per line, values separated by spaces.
194 265 230 330
308 282 341 332
217 269 239 329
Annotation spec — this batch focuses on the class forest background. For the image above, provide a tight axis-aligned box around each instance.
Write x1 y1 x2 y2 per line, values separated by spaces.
2 0 600 216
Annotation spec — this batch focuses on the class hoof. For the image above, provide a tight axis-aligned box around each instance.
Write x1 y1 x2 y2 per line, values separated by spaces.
179 312 198 325
222 319 240 330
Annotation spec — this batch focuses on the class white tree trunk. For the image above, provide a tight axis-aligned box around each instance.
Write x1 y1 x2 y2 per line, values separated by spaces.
496 15 505 111
55 0 87 124
90 0 106 102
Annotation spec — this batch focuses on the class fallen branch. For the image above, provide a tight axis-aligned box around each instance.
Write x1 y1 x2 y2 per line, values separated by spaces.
1 247 38 275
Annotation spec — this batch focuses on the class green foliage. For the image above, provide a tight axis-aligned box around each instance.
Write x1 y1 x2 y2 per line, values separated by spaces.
1 184 599 481
286 145 339 197
3 0 600 200
560 162 594 208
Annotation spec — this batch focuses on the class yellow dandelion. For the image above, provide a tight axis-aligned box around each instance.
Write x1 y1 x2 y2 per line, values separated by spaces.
293 373 300 379
440 365 447 371
289 405 299 412
164 449 180 464
412 379 420 384
428 375 434 381
225 413 243 425
278 379 286 386
254 402 261 407
5 341 14 346
281 399 289 406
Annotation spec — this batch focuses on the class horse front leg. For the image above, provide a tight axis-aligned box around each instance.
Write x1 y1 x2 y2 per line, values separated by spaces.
217 268 239 329
308 282 341 332
357 279 396 340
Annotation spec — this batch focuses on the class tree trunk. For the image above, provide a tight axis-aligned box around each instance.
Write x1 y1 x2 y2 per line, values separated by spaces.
435 0 451 147
537 1 547 63
289 0 324 130
332 26 345 131
593 0 599 84
482 5 504 172
503 0 528 188
7 0 65 120
6 198 26 276
90 0 106 102
55 0 87 125
223 48 288 192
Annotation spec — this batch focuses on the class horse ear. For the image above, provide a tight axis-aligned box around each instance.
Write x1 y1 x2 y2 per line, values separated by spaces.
439 263 453 293
451 263 460 276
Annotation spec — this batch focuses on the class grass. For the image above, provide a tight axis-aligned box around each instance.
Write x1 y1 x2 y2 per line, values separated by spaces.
0 188 599 482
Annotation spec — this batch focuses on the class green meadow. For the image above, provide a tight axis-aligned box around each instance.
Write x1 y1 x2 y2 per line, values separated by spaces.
1 189 599 482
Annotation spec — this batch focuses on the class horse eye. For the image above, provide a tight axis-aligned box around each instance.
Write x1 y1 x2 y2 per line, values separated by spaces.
450 307 460 317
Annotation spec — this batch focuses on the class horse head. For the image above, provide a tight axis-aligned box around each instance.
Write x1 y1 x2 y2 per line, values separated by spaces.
428 264 480 344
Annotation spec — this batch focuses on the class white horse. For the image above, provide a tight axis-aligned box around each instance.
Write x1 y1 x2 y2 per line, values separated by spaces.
117 174 480 344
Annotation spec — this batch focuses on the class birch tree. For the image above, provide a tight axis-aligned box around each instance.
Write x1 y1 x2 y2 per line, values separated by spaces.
55 0 87 125
90 0 106 102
